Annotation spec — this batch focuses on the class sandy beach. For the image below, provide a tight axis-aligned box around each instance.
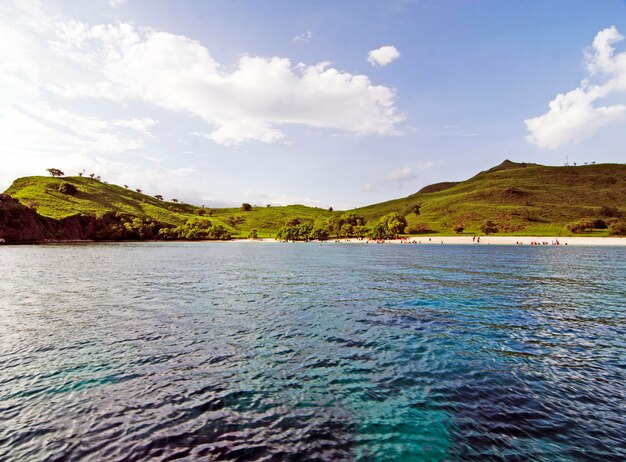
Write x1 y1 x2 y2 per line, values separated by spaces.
249 236 626 246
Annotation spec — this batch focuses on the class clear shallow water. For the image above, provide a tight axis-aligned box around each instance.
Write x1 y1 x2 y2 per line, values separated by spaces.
0 242 624 461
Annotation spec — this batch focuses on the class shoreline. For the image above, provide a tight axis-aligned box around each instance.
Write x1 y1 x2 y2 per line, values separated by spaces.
1 236 625 246
257 236 626 246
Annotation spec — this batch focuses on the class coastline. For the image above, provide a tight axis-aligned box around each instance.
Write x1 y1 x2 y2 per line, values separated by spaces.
2 236 625 246
253 236 626 246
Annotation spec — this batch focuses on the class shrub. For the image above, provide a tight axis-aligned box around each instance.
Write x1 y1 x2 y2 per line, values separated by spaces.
591 218 607 229
452 225 464 234
566 218 595 234
157 218 231 240
406 224 433 234
194 209 206 216
608 221 626 236
240 203 252 212
480 220 498 235
58 182 78 195
227 215 245 226
249 229 258 239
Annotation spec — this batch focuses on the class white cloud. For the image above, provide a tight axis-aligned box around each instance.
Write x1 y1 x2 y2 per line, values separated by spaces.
291 30 312 43
367 45 400 67
0 5 404 147
379 161 434 189
109 0 128 7
0 1 405 205
113 118 159 135
384 167 416 183
526 26 626 149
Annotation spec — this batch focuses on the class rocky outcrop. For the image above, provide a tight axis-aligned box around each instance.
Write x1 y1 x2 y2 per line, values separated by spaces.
0 194 166 243
0 194 60 242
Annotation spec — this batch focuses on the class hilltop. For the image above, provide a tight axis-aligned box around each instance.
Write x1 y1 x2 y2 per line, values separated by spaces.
1 160 625 242
354 160 626 235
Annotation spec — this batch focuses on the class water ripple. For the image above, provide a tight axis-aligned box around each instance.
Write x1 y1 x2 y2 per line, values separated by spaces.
0 243 624 461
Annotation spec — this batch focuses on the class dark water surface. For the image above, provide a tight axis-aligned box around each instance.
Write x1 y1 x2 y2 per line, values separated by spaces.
0 242 624 461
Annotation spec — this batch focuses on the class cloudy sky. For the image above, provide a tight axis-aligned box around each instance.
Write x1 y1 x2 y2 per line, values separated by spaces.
1 0 626 208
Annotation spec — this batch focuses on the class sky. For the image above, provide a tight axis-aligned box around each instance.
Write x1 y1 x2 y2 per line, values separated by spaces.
1 0 626 209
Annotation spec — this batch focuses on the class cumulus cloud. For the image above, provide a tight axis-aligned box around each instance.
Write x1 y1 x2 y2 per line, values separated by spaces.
525 26 626 149
291 30 312 43
109 0 128 7
0 4 404 147
367 45 400 66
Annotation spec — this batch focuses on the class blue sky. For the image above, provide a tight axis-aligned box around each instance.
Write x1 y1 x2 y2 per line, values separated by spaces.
1 0 625 208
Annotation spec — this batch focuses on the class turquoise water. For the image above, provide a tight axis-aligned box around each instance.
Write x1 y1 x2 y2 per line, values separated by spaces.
0 242 624 461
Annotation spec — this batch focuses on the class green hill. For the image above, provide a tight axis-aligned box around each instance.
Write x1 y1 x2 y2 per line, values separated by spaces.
3 176 332 239
354 160 626 235
2 160 626 242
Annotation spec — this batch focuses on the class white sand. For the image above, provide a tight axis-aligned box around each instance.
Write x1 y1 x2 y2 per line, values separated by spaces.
257 236 626 246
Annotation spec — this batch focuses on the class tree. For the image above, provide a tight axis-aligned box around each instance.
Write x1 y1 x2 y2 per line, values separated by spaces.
277 221 313 241
124 184 129 189
249 229 258 239
327 212 366 237
380 212 407 237
47 168 64 177
154 195 163 201
241 203 252 212
310 226 329 240
78 169 85 177
136 188 142 193
339 223 354 237
480 220 498 235
370 212 407 239
453 225 464 234
171 198 179 203
267 204 272 208
328 207 333 212
89 173 95 178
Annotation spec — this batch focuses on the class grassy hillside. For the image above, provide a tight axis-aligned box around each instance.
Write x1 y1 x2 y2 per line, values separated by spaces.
354 161 626 236
4 176 332 238
5 160 626 238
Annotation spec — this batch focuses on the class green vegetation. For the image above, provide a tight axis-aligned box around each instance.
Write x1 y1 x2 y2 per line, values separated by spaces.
3 160 626 242
352 160 626 236
157 219 231 240
46 168 64 177
370 212 407 239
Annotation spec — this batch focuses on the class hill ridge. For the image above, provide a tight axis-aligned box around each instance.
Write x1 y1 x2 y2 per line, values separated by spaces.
2 161 626 241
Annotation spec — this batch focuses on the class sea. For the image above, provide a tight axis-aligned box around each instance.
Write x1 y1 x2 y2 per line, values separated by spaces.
0 242 624 461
